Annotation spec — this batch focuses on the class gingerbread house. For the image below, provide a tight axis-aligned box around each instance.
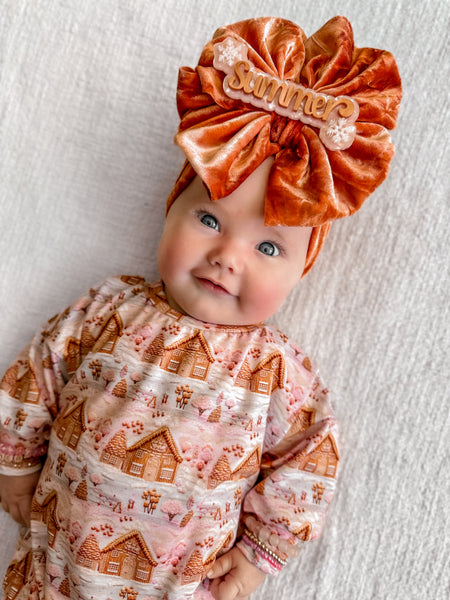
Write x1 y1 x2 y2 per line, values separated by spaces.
92 312 124 354
208 447 261 489
3 364 40 404
159 331 215 381
63 325 96 374
287 407 315 436
3 549 33 600
64 337 83 374
235 351 285 395
77 530 157 583
31 490 60 548
182 531 234 586
101 426 182 484
54 398 87 450
231 447 261 481
261 407 317 465
295 433 339 479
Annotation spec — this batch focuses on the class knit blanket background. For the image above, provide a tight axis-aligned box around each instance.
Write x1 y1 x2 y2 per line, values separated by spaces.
0 1 448 598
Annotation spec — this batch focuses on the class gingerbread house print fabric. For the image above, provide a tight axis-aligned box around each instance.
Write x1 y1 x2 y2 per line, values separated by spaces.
0 277 339 599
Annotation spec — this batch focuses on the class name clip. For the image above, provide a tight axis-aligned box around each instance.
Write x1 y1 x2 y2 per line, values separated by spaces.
213 38 359 151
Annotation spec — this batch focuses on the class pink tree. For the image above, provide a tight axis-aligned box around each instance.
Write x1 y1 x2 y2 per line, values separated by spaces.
192 396 212 416
161 499 183 522
65 465 80 486
47 563 63 583
89 473 103 487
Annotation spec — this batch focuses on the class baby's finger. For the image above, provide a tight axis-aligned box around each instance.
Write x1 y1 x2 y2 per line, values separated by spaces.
18 497 32 527
208 576 243 600
207 553 233 579
8 503 27 526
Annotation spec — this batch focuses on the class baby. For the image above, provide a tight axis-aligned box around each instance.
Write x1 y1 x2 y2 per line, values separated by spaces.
0 16 401 600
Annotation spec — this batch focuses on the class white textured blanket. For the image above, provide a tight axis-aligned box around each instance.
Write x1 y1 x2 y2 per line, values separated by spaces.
0 1 448 599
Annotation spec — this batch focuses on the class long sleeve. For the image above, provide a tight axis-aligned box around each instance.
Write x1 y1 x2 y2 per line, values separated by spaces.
238 350 339 573
0 280 116 475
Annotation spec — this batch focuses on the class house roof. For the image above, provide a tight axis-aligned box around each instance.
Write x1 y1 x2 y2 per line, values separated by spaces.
318 432 340 460
32 490 59 525
164 331 215 363
232 447 261 476
253 351 286 384
101 530 157 565
98 312 123 337
60 398 88 431
126 426 183 462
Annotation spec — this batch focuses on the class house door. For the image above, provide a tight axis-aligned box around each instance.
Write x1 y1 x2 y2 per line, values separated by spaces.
121 554 136 580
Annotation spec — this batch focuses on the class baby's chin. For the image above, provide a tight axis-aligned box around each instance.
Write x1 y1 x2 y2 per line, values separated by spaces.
173 300 256 327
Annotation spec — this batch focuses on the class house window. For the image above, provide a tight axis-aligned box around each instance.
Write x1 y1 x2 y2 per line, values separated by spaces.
7 585 20 600
304 461 316 472
135 449 144 459
69 433 79 448
136 568 150 581
326 464 336 477
111 549 120 557
130 462 143 475
28 391 39 403
168 359 180 372
107 561 120 574
159 467 174 481
258 381 268 393
192 365 207 378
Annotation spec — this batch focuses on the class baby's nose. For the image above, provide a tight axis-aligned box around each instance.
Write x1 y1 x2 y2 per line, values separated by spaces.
207 238 243 272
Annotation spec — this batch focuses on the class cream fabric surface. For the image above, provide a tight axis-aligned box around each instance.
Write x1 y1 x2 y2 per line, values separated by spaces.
0 1 448 599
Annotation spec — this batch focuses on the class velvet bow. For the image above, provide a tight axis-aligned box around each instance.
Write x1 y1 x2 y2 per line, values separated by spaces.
174 16 402 229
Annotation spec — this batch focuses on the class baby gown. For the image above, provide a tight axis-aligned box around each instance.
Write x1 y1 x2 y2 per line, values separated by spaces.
0 276 339 600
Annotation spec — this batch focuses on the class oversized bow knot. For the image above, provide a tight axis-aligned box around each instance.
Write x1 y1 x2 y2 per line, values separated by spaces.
174 16 402 229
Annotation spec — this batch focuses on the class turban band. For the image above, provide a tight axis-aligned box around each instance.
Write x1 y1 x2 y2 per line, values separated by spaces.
167 16 402 275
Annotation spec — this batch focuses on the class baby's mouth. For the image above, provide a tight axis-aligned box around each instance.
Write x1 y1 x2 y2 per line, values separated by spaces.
195 277 231 296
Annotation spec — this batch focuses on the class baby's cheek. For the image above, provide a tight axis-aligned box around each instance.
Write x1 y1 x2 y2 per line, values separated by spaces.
244 284 284 322
158 239 184 280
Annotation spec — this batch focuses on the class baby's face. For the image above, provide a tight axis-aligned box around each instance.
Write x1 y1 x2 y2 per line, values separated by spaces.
158 158 311 326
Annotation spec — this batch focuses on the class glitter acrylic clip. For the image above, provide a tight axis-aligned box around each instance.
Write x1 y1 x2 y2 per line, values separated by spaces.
213 37 360 151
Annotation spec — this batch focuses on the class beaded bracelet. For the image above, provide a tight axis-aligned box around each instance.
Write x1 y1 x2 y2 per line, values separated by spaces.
244 516 299 558
243 529 287 567
241 533 284 571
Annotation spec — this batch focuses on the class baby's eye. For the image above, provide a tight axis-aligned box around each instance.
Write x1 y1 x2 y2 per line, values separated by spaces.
200 213 219 231
257 242 280 256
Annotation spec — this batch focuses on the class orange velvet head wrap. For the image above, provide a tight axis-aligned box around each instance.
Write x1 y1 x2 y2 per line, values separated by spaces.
167 16 402 275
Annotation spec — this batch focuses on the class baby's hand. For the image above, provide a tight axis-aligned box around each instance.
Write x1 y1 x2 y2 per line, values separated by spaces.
0 471 41 526
207 546 266 600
